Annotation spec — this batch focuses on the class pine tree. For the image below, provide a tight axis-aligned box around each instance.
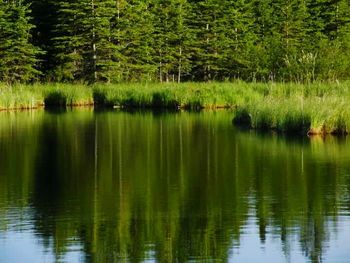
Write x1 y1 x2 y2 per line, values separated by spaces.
52 0 119 82
314 0 350 80
108 0 128 82
89 0 120 82
27 0 57 79
51 0 85 81
216 0 256 80
116 0 157 81
0 0 39 83
153 0 192 82
250 0 275 81
6 0 350 82
252 0 310 81
187 0 222 81
276 0 310 81
187 0 256 81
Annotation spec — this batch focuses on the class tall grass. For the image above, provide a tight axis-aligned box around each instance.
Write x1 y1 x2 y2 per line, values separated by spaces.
0 81 268 110
1 81 350 135
0 84 43 110
0 83 93 110
41 83 93 106
232 82 350 135
92 82 264 109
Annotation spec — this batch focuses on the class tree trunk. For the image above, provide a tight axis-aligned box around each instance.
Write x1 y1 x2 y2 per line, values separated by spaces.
178 47 182 83
91 0 97 81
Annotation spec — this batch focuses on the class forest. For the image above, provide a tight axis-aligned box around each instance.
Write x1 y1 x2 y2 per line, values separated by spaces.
2 2 350 261
1 0 350 83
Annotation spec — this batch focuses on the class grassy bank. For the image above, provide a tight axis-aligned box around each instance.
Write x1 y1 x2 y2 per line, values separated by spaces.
92 83 257 109
0 84 43 110
0 83 93 110
1 82 350 135
1 82 256 110
232 82 350 135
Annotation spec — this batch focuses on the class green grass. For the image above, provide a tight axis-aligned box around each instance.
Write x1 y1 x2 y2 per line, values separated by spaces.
0 83 93 110
2 81 350 135
41 83 93 106
232 82 350 135
0 84 43 110
92 82 255 109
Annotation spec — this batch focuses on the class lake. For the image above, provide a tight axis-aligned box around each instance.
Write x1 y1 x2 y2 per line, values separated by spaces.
0 109 349 262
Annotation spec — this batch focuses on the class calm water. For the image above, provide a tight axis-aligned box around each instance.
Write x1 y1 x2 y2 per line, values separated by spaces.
0 109 350 263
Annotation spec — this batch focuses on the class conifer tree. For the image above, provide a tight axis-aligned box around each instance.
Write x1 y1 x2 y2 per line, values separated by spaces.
250 0 275 81
0 0 39 83
116 0 157 81
216 0 256 80
187 0 221 81
314 0 350 80
27 0 57 78
5 0 350 82
276 0 309 81
88 0 120 82
51 0 85 81
52 0 119 82
153 0 192 82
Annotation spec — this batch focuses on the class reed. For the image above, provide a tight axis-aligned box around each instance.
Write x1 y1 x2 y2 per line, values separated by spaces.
41 83 93 106
1 81 350 135
232 82 350 135
0 84 43 110
92 82 264 109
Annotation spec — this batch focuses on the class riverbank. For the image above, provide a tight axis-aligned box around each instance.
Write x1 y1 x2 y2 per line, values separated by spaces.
232 82 350 135
1 82 350 135
1 82 252 110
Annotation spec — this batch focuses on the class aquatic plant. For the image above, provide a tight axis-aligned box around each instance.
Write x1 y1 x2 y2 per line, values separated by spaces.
2 81 350 135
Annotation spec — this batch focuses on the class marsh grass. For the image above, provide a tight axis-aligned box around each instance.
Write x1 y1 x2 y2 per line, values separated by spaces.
0 84 43 110
1 81 350 134
0 83 93 110
41 84 93 106
92 82 266 110
232 82 350 135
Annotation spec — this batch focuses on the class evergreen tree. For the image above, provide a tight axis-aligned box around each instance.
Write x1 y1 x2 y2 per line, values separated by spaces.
89 0 120 82
315 0 350 80
277 0 310 81
52 0 119 82
27 0 57 79
0 0 39 83
187 0 223 81
51 0 85 81
109 0 128 82
216 0 256 80
187 0 256 81
3 0 350 83
250 0 275 81
115 0 157 81
251 0 310 81
153 0 192 82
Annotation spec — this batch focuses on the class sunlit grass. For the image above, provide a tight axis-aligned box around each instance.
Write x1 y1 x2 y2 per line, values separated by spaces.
1 81 350 134
40 83 93 106
232 82 350 135
0 84 43 110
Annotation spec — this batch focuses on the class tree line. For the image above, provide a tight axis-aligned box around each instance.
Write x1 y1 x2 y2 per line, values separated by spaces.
1 0 350 83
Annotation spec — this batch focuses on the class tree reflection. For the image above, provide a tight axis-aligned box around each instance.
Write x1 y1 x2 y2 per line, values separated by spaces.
0 110 349 262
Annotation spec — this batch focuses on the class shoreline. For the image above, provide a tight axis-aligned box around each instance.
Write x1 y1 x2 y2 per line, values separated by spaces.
1 82 350 136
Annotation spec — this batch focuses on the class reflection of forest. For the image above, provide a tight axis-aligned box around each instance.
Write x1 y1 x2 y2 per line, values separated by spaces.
0 110 349 262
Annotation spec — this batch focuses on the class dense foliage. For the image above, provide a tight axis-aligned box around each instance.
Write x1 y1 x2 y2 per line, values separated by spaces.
2 0 350 83
0 0 39 83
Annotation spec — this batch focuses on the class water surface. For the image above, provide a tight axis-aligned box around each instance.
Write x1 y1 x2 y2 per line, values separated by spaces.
0 109 349 262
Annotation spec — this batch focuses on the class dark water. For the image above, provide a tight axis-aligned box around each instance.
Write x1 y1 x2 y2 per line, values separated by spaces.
0 109 349 263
